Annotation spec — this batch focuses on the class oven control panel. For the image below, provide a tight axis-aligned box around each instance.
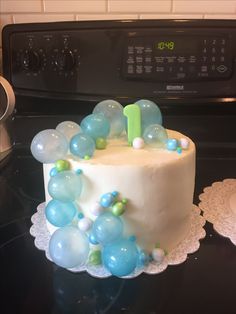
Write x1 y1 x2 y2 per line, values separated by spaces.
123 36 232 81
2 20 236 99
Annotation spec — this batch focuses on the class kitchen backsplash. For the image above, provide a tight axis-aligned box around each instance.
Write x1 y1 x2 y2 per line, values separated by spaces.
1 0 236 73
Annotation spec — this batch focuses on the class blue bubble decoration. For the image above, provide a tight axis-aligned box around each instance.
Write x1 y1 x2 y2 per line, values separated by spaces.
70 133 95 159
102 238 139 277
80 113 110 141
92 211 123 245
45 199 77 227
49 226 89 268
135 99 162 133
93 100 125 138
48 170 82 202
143 124 168 148
30 129 68 163
56 121 81 142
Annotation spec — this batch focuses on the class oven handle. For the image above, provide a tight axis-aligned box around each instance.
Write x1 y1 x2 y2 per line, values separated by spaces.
0 76 15 122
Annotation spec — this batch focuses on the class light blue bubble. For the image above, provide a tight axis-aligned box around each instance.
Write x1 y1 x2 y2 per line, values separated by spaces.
93 100 125 138
45 199 77 227
102 238 139 277
92 211 123 245
143 124 168 148
135 99 162 134
30 129 68 163
49 226 89 268
70 133 95 159
56 121 81 142
48 170 82 202
80 113 110 141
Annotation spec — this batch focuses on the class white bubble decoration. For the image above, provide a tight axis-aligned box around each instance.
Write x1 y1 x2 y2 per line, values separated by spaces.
30 129 68 163
56 121 81 142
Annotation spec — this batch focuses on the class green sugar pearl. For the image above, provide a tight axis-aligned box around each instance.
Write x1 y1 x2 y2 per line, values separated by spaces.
96 137 107 150
112 201 126 216
55 159 70 172
89 250 102 265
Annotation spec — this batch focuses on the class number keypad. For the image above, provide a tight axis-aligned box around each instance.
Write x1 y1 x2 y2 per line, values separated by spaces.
124 36 231 81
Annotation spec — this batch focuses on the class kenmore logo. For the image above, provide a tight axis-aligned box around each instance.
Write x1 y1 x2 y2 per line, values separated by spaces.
166 85 184 91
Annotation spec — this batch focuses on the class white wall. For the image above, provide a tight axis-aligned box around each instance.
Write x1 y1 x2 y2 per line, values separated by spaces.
1 0 236 71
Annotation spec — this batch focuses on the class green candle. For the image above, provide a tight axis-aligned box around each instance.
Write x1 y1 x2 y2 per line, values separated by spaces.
123 104 141 145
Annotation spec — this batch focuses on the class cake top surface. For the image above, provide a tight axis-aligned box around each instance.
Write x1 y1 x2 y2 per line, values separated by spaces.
66 129 195 166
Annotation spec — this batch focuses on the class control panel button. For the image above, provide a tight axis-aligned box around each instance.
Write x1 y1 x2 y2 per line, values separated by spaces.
54 50 75 71
217 65 228 73
21 50 41 71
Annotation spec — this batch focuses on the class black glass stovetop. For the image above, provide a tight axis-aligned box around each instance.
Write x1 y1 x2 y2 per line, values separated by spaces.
1 123 236 314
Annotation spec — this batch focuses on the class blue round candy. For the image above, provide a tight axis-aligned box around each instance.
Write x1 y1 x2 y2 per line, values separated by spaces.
50 167 58 177
93 100 125 138
102 238 139 277
30 129 68 163
100 192 116 208
70 133 95 158
135 99 162 134
80 113 110 141
143 124 168 148
92 211 123 245
45 199 77 227
167 138 178 151
48 170 82 202
89 232 99 245
49 226 89 268
137 250 150 267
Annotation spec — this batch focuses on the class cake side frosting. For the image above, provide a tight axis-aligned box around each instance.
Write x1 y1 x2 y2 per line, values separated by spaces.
44 129 195 252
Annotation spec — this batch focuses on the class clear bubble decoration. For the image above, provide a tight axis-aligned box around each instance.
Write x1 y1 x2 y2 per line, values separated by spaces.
93 100 125 138
102 238 139 277
30 129 68 163
49 226 89 269
45 199 77 227
143 124 168 148
135 99 163 134
48 170 82 202
70 133 95 158
56 121 81 142
80 113 110 141
92 211 123 245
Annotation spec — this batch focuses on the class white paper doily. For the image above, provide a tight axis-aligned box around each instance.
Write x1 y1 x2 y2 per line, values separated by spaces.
199 178 236 245
30 203 206 278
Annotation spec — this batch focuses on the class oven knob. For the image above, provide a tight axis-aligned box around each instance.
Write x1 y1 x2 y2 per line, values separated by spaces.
54 50 75 71
21 50 41 71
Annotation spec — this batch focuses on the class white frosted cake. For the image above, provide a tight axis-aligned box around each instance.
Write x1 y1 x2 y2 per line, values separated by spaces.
31 99 196 277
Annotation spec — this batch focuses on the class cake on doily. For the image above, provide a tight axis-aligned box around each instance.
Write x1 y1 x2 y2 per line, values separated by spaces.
30 99 198 277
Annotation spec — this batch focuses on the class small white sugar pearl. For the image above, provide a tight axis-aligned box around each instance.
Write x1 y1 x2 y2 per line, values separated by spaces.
78 217 92 232
179 137 189 150
152 248 165 264
132 137 145 149
90 202 104 216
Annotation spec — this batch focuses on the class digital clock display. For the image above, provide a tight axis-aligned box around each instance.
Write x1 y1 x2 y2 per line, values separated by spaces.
156 41 175 50
154 38 198 54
